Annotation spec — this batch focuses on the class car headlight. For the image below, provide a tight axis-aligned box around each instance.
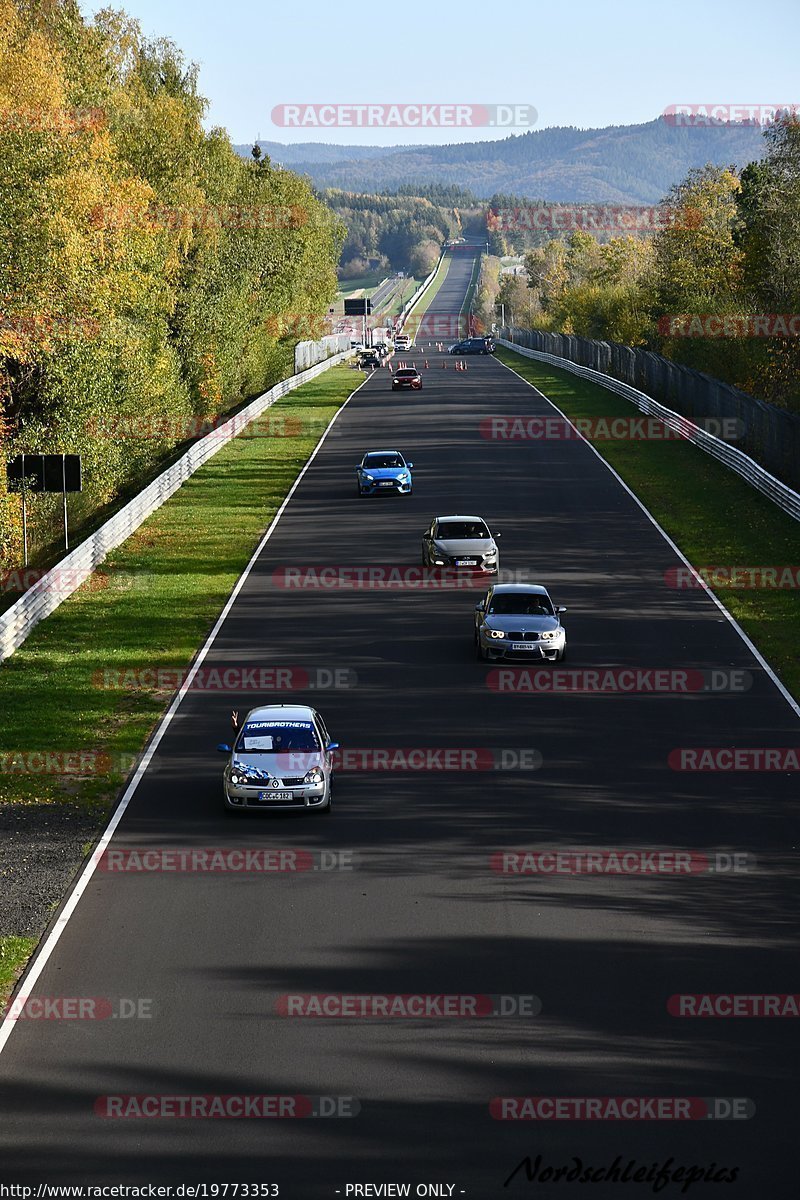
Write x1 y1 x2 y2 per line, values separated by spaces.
484 548 497 558
486 628 506 639
230 772 241 785
364 474 374 481
541 631 557 640
303 767 324 785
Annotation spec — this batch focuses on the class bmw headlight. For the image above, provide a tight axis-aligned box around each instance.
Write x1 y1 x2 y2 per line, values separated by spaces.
487 628 506 639
304 767 324 785
541 631 557 640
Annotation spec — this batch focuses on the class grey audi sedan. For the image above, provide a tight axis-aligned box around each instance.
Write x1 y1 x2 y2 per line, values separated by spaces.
217 704 339 812
474 583 567 662
421 515 500 573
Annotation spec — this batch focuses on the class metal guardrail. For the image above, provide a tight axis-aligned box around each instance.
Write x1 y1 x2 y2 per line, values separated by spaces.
0 349 352 663
294 333 351 373
396 251 446 331
498 336 800 522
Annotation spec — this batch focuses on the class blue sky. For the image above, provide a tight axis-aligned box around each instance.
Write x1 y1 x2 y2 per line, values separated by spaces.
81 0 800 146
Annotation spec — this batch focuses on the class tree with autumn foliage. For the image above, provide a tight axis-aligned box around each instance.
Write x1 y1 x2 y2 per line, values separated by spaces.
0 0 344 571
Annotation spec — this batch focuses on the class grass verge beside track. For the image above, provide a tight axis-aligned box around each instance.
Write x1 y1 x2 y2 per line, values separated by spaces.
498 347 800 703
0 938 36 1011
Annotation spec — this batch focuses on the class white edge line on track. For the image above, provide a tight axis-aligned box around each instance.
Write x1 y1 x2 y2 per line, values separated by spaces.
498 354 800 723
0 369 373 1058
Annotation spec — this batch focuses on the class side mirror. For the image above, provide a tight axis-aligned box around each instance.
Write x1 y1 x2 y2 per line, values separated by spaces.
557 606 567 614
475 601 485 611
217 743 231 754
407 462 414 469
495 530 502 538
326 742 340 752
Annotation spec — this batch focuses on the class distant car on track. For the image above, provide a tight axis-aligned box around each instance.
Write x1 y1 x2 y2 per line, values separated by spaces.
449 337 490 355
474 583 567 662
394 333 411 351
218 704 339 813
392 367 422 391
421 515 500 573
357 349 381 369
356 450 413 496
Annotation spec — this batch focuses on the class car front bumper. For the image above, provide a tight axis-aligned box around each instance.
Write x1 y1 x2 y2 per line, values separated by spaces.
224 780 329 811
479 633 564 661
359 477 412 494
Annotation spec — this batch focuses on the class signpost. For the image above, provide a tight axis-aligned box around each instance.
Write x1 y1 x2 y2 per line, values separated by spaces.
344 297 372 346
6 453 83 562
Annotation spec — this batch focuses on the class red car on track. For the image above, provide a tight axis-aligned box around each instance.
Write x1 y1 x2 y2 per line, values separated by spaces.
392 367 422 391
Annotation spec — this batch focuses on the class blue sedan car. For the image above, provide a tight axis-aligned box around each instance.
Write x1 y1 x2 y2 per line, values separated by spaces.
356 449 413 496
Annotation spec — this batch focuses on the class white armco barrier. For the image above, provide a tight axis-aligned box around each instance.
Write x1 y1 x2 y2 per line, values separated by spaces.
0 349 352 663
497 338 800 523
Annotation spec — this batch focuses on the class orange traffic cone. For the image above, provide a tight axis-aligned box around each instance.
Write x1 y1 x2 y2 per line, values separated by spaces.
425 360 429 368
442 359 447 368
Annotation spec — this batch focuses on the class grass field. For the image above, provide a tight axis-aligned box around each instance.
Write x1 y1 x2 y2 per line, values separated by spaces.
497 347 800 702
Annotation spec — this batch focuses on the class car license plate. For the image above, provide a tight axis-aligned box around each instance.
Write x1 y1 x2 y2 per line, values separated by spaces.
511 642 539 651
258 790 293 801
456 559 477 566
379 481 393 486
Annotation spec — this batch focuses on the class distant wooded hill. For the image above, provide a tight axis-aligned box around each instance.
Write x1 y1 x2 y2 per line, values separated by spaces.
235 118 766 203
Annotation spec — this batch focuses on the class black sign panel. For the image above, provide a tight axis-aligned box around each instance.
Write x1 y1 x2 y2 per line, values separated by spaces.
6 454 82 493
343 298 371 316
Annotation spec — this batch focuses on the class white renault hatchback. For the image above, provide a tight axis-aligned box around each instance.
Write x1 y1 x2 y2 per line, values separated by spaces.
218 704 339 813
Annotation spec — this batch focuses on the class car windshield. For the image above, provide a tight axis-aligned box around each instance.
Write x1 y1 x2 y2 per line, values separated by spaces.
396 369 416 376
488 593 553 616
437 521 489 539
364 454 403 468
236 720 320 753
